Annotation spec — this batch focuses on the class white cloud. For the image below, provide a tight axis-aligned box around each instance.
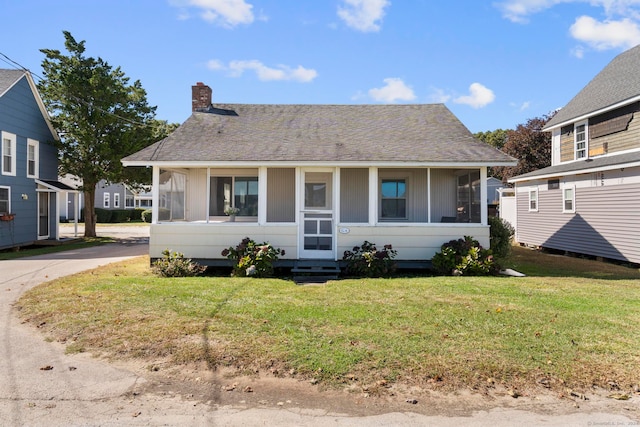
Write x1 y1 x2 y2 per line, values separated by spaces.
510 100 532 111
368 78 416 103
453 83 496 109
570 15 640 49
170 0 254 27
337 0 390 32
494 0 569 23
495 0 640 23
428 88 452 104
207 59 318 82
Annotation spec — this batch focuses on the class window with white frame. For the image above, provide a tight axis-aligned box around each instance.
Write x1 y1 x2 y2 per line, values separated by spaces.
209 176 259 216
380 178 407 219
0 186 9 214
575 122 587 159
563 186 575 213
103 193 110 208
27 139 39 178
114 193 120 208
2 131 16 176
529 189 538 212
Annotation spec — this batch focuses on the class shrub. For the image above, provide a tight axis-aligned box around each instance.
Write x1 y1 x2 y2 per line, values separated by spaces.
141 209 152 223
431 236 498 276
110 209 131 223
95 208 112 223
343 241 398 277
489 216 515 259
221 237 285 278
152 249 206 277
131 208 146 222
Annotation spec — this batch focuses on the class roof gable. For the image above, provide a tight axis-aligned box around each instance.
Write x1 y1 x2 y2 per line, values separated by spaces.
124 103 515 165
544 45 640 130
0 69 59 141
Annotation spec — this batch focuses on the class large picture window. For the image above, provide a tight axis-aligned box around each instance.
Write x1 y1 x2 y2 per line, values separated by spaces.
210 176 258 216
380 179 406 219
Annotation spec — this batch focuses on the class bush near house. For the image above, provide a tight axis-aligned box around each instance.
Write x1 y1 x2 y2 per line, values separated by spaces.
489 216 515 259
432 236 498 276
222 237 285 278
152 249 206 277
342 241 398 277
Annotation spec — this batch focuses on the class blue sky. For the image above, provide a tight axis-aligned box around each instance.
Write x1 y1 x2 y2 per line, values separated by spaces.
2 0 640 133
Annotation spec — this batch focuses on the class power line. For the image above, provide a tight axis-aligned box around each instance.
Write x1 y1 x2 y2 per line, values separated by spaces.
0 51 154 128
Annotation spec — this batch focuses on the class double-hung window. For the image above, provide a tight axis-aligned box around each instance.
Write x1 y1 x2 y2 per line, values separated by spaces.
575 122 587 160
2 132 16 176
210 176 259 217
27 139 39 178
529 189 538 212
103 193 110 208
0 186 9 214
114 193 120 208
563 186 575 213
380 179 406 219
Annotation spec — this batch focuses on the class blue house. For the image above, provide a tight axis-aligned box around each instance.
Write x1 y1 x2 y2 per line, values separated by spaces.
0 69 76 250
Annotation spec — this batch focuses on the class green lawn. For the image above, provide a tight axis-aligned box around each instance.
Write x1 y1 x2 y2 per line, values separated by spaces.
16 246 640 393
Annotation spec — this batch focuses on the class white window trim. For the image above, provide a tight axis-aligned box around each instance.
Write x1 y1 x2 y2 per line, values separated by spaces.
113 193 120 208
528 188 538 212
0 185 10 214
1 131 17 176
27 139 39 178
379 174 410 221
562 185 576 213
103 193 110 208
574 121 588 160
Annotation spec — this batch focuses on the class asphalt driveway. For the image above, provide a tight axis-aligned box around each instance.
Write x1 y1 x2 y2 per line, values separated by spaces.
0 229 637 426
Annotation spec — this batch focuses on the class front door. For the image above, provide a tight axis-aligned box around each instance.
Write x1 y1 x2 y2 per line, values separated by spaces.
299 170 334 259
38 191 49 239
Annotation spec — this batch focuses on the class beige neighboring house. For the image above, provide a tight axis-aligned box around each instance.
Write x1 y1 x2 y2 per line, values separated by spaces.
509 44 640 264
122 82 516 269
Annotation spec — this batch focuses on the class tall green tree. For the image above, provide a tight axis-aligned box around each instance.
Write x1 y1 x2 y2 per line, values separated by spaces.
492 114 554 183
38 31 158 237
474 129 509 180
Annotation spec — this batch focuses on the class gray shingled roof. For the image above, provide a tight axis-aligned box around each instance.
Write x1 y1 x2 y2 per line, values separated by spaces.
0 69 26 96
544 44 640 130
123 104 516 165
509 150 640 182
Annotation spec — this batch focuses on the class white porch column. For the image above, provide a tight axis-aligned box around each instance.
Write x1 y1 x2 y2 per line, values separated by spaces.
334 167 341 223
258 166 268 225
481 166 488 226
368 167 377 226
152 166 160 224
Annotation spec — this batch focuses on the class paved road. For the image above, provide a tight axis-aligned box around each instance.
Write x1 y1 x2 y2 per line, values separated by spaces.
0 230 638 426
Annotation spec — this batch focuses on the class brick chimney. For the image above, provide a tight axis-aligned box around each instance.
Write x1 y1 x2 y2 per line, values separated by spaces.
192 82 212 112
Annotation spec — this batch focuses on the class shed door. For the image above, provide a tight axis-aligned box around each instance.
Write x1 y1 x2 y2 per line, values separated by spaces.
299 171 334 259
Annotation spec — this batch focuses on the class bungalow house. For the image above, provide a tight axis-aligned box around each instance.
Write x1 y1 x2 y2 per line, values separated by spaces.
509 44 640 264
122 83 516 268
0 69 76 250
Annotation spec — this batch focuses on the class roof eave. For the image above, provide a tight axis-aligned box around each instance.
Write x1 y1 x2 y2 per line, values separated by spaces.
543 95 640 132
122 159 518 168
